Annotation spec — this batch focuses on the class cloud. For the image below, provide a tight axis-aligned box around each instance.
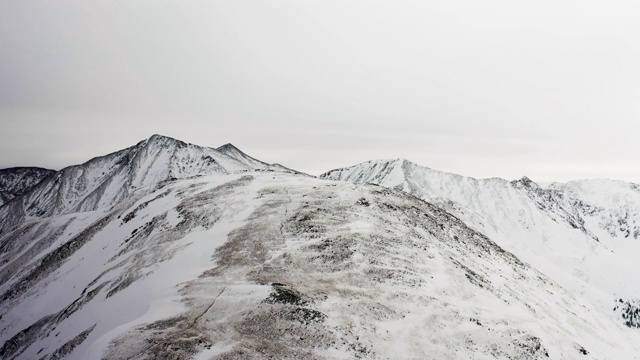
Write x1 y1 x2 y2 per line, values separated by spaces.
1 0 639 181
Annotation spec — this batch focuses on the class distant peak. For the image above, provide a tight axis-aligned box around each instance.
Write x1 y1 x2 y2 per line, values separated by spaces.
147 134 178 143
513 176 541 190
216 143 255 159
138 134 187 149
217 143 241 152
373 159 426 171
367 158 410 167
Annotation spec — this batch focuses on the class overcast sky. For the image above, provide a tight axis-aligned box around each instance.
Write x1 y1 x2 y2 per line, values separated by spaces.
1 0 639 182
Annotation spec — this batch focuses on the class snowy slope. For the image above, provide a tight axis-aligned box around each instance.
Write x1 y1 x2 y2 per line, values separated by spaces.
216 143 307 175
0 167 55 206
547 179 640 243
321 159 640 326
3 138 640 360
2 172 639 359
216 143 270 170
0 135 287 234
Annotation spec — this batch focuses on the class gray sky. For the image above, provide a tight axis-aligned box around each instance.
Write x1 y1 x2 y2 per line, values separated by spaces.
1 0 639 182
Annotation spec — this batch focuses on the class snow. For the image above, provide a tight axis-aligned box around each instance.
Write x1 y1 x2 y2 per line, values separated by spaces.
2 173 243 356
3 139 640 359
0 135 292 234
321 159 640 324
193 341 238 360
2 170 639 358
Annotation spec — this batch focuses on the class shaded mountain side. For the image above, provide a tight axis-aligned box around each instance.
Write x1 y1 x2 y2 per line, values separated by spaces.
0 167 55 206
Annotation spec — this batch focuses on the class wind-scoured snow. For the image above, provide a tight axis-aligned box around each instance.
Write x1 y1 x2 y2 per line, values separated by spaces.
321 159 640 327
2 172 639 359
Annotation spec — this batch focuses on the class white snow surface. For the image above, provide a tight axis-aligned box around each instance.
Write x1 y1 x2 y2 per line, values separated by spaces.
0 135 293 234
1 170 639 359
321 159 640 318
215 143 270 171
2 141 640 359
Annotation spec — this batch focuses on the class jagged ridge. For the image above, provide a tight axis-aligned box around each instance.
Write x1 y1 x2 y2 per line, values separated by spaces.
2 138 640 360
321 158 640 328
0 135 289 234
0 167 55 206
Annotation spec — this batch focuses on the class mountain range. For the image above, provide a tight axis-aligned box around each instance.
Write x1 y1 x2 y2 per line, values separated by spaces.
321 160 640 314
1 135 639 359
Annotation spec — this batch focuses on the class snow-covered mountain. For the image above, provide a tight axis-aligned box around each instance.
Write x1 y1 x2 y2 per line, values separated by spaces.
0 135 295 235
3 171 640 359
321 159 640 327
216 143 304 175
0 167 55 207
2 139 640 359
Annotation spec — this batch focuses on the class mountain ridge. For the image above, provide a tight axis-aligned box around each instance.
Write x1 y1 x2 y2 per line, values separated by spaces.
0 167 56 207
0 134 289 234
3 170 639 359
321 158 640 327
2 137 640 359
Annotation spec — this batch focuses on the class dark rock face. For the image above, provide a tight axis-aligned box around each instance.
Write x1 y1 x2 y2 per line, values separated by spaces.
614 299 640 329
0 167 55 207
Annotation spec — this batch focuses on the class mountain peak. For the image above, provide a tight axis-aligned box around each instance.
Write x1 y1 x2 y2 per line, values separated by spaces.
142 134 185 148
216 143 270 170
0 136 283 233
216 143 241 152
512 176 541 191
320 158 410 186
148 133 176 142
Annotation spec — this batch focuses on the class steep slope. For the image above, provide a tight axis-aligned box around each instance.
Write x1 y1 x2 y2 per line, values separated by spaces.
546 179 640 243
0 167 55 206
0 135 281 234
216 143 306 175
216 143 270 170
321 160 640 321
2 172 639 359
